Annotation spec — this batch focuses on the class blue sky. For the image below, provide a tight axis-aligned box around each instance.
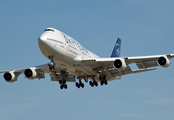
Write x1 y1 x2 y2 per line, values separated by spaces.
0 0 174 120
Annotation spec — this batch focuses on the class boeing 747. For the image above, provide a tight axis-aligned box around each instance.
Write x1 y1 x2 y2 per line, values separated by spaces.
1 28 174 89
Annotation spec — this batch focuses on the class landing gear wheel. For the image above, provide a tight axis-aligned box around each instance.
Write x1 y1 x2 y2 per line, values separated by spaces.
60 85 63 89
91 83 94 87
94 81 98 86
81 83 84 88
103 75 106 80
49 66 52 70
99 76 102 80
89 81 94 87
64 84 67 89
76 82 79 87
77 84 80 88
49 63 55 70
101 81 103 85
99 75 107 86
75 82 80 88
59 80 62 84
89 81 93 86
104 80 108 85
96 82 98 87
52 66 56 70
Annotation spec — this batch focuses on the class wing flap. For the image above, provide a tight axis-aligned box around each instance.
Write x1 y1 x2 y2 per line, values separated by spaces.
110 67 156 76
136 61 158 69
49 73 75 82
106 66 157 78
124 68 157 75
110 66 132 76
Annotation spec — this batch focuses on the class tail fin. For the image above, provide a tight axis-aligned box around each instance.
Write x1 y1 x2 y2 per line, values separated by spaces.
110 38 121 58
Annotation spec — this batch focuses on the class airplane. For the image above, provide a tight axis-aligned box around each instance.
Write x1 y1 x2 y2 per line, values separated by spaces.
1 27 174 89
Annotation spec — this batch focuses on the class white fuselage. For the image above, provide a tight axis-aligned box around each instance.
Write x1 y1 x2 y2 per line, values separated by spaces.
38 28 102 81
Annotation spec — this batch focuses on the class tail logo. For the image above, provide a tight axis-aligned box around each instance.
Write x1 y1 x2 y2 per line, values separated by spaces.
116 43 119 47
116 48 119 55
110 38 121 58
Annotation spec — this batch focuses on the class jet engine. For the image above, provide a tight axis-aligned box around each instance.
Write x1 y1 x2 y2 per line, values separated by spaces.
3 71 17 83
157 56 171 68
113 58 127 70
24 68 37 80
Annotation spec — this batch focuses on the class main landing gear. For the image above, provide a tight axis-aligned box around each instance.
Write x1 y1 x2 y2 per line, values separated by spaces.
89 78 98 87
99 75 108 85
89 75 108 87
59 79 67 89
75 78 84 88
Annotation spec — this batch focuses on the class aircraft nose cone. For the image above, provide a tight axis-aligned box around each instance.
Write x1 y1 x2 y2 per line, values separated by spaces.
38 34 47 43
38 34 49 46
38 33 54 51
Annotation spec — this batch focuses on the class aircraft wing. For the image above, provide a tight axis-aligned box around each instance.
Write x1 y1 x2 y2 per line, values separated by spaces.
0 63 75 83
81 54 174 68
0 63 50 74
1 54 174 83
80 54 174 79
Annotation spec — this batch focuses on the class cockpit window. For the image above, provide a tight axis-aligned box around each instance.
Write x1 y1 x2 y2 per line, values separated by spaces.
45 29 54 32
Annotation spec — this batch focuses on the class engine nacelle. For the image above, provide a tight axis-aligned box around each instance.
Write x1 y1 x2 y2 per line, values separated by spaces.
24 68 37 80
157 56 171 68
3 71 17 83
113 58 127 70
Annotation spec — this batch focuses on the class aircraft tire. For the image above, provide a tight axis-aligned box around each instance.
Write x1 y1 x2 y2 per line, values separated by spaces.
103 75 106 80
104 80 108 85
75 82 78 87
91 84 94 87
89 81 93 86
93 81 98 86
64 84 67 89
101 81 103 86
49 66 52 70
99 76 102 80
95 82 98 87
59 80 62 84
82 83 84 88
60 85 64 89
77 84 80 88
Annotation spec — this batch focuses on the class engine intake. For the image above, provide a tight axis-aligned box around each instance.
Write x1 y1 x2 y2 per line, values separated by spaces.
113 58 126 70
24 68 37 79
157 56 171 68
3 71 17 83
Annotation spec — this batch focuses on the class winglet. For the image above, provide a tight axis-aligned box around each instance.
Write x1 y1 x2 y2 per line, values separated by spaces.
110 38 121 58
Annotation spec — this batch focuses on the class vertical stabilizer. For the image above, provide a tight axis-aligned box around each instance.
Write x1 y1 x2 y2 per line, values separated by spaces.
110 38 121 57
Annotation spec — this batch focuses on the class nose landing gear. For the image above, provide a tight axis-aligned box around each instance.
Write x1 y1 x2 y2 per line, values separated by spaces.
48 56 56 70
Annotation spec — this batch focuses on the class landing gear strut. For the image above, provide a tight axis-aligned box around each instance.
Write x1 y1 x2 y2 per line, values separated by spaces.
48 56 56 70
